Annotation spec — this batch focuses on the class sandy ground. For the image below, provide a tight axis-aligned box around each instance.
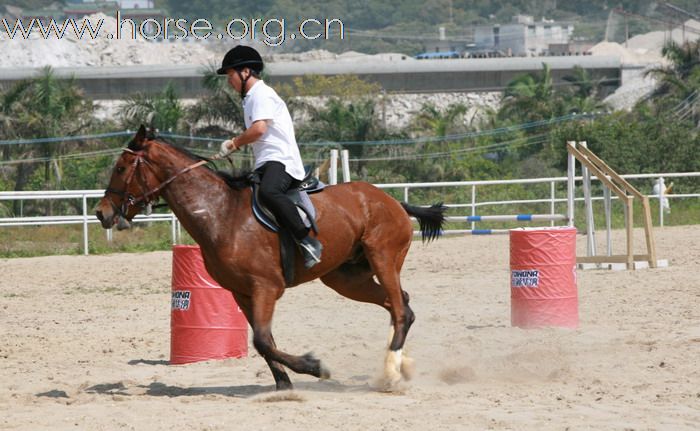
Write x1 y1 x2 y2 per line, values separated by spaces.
1 225 699 430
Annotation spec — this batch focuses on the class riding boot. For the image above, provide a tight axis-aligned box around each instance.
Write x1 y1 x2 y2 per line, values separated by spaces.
297 235 322 269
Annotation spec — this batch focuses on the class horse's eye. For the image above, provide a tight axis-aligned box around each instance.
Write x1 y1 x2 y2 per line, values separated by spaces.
116 166 126 174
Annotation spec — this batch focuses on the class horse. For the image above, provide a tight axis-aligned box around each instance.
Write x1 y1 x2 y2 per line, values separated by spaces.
95 125 446 391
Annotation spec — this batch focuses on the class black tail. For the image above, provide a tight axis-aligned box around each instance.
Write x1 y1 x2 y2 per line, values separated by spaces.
401 202 447 243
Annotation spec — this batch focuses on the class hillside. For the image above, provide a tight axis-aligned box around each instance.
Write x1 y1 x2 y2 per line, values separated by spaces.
2 1 699 54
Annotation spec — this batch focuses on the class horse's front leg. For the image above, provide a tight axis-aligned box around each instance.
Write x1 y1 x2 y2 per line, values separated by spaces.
232 292 292 390
250 283 331 388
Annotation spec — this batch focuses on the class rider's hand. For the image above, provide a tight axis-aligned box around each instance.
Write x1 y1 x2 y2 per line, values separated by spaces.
218 139 236 158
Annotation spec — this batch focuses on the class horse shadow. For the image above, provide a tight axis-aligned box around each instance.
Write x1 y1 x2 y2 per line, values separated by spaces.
84 380 370 398
81 359 372 398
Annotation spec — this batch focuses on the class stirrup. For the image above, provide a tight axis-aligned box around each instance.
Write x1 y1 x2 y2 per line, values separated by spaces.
298 236 322 268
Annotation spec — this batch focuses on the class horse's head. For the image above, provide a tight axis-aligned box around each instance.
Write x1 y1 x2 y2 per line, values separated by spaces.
95 125 162 230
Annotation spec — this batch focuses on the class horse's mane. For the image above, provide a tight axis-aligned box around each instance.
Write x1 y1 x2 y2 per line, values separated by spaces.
141 134 252 190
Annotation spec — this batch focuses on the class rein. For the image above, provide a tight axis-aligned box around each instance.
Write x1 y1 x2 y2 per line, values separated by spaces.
105 147 212 218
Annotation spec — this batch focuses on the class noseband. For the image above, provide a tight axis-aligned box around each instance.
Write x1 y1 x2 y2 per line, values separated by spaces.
104 147 208 219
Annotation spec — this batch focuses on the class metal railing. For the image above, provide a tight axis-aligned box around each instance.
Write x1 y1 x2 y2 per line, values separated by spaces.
1 171 699 255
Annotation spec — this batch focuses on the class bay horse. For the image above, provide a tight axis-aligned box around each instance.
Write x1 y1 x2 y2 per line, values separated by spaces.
95 126 446 391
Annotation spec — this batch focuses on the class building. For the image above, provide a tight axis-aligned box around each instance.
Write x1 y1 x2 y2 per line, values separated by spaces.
415 26 472 59
474 15 574 57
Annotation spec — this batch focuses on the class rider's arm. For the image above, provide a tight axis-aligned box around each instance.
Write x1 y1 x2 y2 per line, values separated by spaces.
230 120 268 150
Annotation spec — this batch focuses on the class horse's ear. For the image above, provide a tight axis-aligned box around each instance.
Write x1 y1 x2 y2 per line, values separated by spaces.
131 125 147 150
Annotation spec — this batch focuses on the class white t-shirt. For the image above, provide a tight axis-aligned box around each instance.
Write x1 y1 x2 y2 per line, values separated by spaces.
243 81 305 180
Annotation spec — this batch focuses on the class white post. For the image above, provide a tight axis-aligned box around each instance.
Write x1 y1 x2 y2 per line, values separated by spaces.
341 149 351 183
471 184 477 231
177 218 182 244
567 141 575 227
329 149 339 185
107 228 113 242
550 180 556 227
658 177 665 227
404 187 409 203
171 214 177 245
82 195 89 255
603 186 612 256
580 141 596 257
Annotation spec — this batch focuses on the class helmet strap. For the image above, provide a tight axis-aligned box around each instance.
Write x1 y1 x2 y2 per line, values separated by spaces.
236 69 250 99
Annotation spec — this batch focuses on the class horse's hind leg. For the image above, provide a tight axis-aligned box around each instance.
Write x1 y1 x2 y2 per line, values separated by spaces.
322 247 414 388
320 266 389 308
231 292 292 390
322 268 416 382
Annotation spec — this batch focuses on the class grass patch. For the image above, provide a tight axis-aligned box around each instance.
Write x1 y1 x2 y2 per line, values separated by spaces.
0 222 196 258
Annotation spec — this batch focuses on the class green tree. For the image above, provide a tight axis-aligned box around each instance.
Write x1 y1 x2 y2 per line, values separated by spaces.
646 40 700 100
411 103 468 137
561 66 609 114
0 67 94 202
119 82 185 133
498 63 563 123
186 67 243 136
299 97 403 177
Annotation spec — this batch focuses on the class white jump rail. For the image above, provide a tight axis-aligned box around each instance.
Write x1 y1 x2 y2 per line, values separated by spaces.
1 172 699 254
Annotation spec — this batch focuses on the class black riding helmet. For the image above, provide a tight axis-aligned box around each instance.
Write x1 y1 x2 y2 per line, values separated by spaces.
216 45 264 75
217 45 264 98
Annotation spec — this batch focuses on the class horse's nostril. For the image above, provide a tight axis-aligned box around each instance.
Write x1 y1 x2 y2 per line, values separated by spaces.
96 210 103 221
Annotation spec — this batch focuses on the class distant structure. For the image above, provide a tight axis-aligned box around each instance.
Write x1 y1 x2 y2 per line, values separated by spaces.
415 26 471 60
10 0 166 35
473 15 575 57
416 16 588 60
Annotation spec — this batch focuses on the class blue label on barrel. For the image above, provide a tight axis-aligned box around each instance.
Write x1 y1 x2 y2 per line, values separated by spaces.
511 270 539 288
171 290 191 310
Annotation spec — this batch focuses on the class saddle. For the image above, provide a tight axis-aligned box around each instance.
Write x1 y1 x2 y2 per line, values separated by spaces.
249 171 326 285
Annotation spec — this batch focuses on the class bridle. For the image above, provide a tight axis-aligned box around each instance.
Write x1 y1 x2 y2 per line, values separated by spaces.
104 147 209 220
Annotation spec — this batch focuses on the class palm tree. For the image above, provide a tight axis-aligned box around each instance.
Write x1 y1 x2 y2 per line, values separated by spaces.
411 103 467 137
646 40 700 100
119 82 185 133
561 66 609 115
0 67 94 213
499 63 563 123
185 66 244 136
299 97 401 177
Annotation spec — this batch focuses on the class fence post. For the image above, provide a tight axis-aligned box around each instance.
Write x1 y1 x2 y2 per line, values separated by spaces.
82 194 89 255
171 214 177 245
603 186 612 256
550 180 556 227
341 149 351 183
566 141 575 227
580 141 596 257
404 187 409 203
471 184 477 231
329 149 338 185
658 176 665 227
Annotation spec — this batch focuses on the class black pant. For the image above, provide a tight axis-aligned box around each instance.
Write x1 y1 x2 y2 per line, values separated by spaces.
256 161 308 241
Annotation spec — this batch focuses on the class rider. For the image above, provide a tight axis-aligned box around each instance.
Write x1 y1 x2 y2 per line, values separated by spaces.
217 45 322 269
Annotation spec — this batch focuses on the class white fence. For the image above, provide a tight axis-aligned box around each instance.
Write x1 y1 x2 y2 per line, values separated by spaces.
1 172 699 255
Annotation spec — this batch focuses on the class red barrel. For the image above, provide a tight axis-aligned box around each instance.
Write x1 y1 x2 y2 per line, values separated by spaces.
170 245 248 364
510 227 578 329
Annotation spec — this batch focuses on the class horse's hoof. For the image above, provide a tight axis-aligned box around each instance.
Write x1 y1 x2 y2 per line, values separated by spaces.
372 373 403 393
319 363 331 380
276 380 293 391
400 356 416 381
301 352 330 379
